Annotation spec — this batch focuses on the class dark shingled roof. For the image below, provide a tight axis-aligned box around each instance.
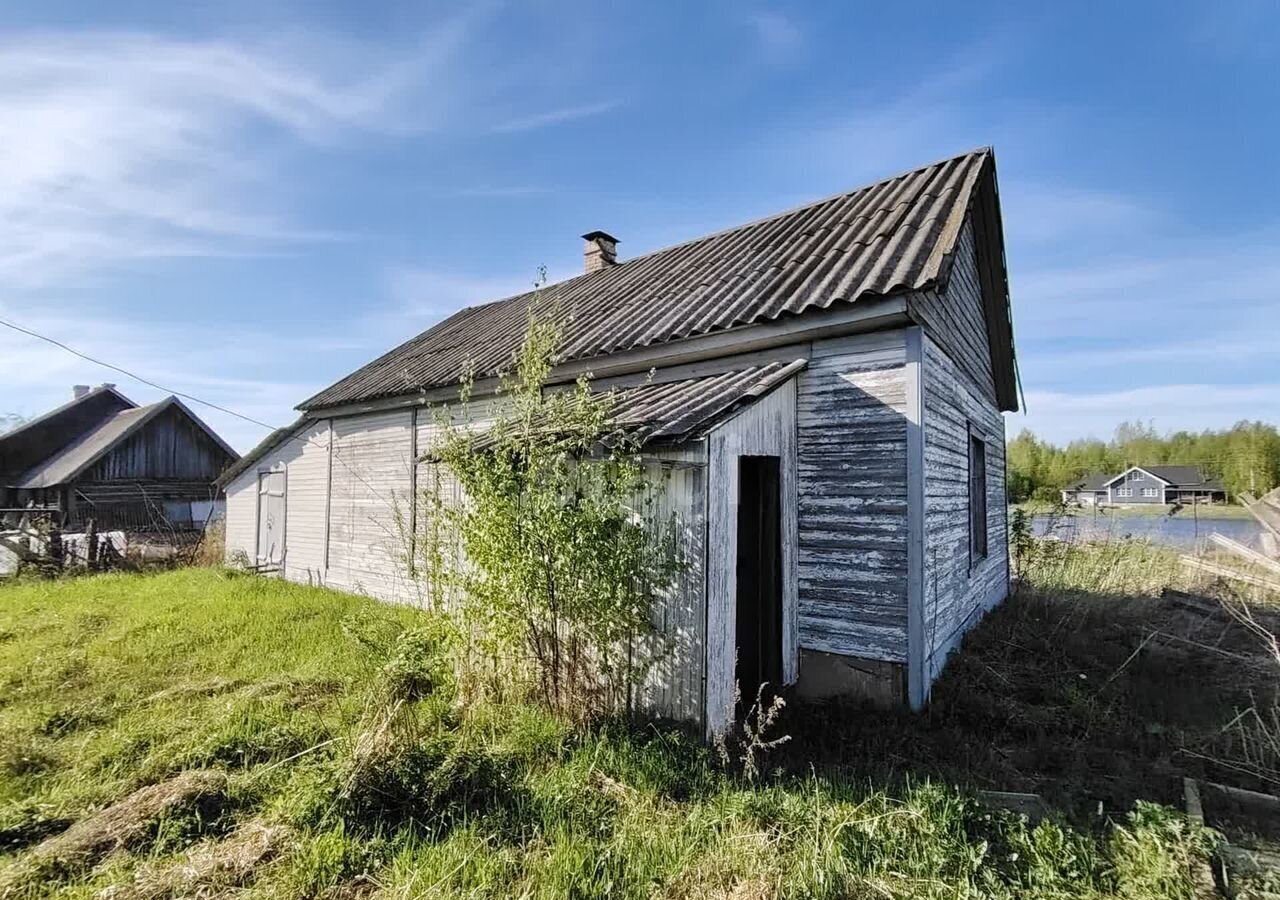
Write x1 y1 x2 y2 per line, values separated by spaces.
301 148 999 411
1065 473 1111 492
13 397 239 489
1143 466 1211 487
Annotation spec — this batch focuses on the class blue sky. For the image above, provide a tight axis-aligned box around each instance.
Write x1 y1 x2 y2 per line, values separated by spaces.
1 0 1277 450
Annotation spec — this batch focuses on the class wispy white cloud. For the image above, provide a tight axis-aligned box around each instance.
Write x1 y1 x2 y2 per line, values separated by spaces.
746 11 804 62
1001 182 1161 246
1013 230 1280 339
0 17 613 448
0 28 476 289
490 100 618 134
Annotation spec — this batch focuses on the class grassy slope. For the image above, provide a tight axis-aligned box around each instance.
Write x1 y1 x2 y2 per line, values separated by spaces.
0 568 1222 899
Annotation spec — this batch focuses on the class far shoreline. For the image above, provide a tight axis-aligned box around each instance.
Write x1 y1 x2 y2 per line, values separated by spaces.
1012 501 1254 520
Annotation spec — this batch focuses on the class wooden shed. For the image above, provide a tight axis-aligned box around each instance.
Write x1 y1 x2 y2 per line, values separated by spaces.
221 148 1019 732
0 385 238 531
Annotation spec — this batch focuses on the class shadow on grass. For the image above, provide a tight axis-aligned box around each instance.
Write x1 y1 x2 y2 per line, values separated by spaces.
776 581 1280 819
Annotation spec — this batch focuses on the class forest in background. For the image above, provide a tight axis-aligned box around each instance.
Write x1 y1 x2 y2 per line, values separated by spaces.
1006 420 1280 503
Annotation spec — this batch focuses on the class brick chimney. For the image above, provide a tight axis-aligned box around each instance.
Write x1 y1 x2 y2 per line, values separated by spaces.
582 231 619 273
72 385 91 399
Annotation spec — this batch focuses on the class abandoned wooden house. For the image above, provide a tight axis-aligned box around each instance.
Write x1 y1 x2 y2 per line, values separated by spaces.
0 385 239 531
221 148 1019 730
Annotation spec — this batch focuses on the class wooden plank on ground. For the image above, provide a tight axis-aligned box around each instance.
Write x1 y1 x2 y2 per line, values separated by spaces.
1180 555 1280 592
1263 533 1280 559
1241 490 1280 542
1209 532 1280 576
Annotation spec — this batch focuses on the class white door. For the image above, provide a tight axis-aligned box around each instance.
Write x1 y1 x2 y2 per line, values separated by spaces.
256 470 286 568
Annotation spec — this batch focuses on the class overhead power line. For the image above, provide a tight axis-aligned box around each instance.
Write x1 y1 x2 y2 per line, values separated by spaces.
0 316 280 432
0 315 415 524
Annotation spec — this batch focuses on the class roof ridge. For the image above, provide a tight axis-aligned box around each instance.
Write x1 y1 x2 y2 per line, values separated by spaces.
0 384 136 446
299 147 1003 412
449 147 992 319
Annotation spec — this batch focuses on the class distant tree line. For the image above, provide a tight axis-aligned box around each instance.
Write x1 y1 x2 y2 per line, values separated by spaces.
1007 420 1280 503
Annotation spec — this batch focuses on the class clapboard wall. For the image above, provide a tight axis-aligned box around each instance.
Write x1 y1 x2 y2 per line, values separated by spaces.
705 379 799 732
795 330 909 663
327 410 415 602
909 217 998 405
918 237 1010 687
633 448 708 724
223 397 712 726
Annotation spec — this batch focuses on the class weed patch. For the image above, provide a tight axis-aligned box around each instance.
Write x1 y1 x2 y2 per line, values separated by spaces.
0 566 1239 897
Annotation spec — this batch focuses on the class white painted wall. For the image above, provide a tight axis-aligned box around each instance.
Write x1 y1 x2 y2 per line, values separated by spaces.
327 410 415 602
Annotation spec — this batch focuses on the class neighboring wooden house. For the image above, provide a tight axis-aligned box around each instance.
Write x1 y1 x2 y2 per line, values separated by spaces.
221 148 1020 731
0 385 238 530
1064 466 1226 507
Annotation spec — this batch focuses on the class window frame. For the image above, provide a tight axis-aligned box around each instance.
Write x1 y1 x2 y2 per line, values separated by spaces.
1118 486 1133 498
967 424 989 570
1142 487 1159 498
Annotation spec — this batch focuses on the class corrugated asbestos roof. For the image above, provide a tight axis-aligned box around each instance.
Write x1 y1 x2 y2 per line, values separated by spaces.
609 360 807 445
301 149 993 411
443 360 807 459
14 397 239 489
231 362 804 480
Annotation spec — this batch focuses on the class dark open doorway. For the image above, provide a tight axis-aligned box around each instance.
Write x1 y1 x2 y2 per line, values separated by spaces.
735 455 783 708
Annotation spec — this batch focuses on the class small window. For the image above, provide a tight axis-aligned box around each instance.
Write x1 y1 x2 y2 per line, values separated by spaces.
1118 487 1133 498
1131 471 1145 482
968 431 988 563
1142 487 1159 498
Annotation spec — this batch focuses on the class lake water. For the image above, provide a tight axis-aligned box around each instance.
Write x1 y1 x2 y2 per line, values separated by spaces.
1030 511 1265 551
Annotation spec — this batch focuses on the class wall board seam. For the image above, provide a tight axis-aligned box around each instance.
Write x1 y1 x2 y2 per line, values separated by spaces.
905 326 926 710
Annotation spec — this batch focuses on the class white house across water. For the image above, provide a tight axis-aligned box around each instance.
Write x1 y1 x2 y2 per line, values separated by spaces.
220 149 1020 733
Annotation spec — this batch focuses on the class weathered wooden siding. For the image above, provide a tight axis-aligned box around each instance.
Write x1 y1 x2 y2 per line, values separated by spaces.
326 410 415 602
908 218 998 405
84 406 230 481
706 378 798 733
921 332 1008 687
633 449 708 724
796 330 909 662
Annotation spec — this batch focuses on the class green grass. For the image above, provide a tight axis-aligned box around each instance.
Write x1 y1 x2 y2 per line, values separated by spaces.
0 568 1228 898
